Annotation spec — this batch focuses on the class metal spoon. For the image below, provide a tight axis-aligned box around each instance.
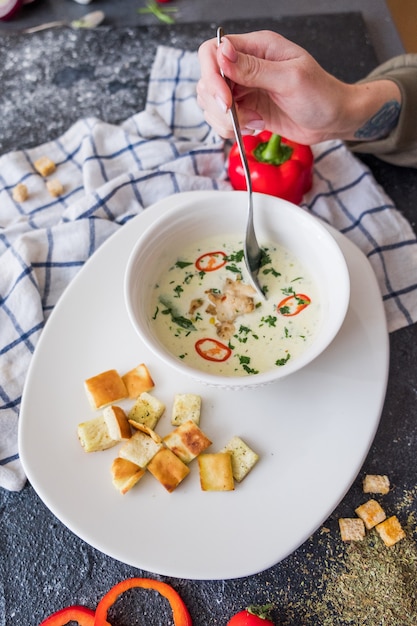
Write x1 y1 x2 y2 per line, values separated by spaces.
22 10 105 34
217 27 265 299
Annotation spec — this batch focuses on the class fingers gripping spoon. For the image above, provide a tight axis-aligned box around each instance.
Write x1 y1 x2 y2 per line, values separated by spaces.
217 27 265 300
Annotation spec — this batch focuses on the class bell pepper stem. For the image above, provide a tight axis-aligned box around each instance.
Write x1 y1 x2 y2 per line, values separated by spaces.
254 133 293 165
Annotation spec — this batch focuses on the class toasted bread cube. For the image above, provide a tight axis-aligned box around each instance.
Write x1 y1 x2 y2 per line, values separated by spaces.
355 499 386 529
122 363 155 398
84 369 128 410
34 156 56 176
220 436 259 482
12 183 28 203
198 453 234 491
338 518 366 542
128 421 162 444
128 391 165 429
46 178 64 198
147 448 190 493
77 415 118 452
119 430 163 468
375 515 406 547
163 420 212 464
111 457 145 494
363 474 390 495
171 393 202 426
103 405 131 440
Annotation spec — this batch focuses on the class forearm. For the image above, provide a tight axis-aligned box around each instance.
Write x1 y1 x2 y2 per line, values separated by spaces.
335 79 402 142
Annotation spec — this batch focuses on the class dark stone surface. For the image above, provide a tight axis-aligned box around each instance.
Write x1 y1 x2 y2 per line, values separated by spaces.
0 12 416 626
0 14 378 154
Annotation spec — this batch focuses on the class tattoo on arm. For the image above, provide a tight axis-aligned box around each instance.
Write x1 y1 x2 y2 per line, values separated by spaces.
354 99 401 140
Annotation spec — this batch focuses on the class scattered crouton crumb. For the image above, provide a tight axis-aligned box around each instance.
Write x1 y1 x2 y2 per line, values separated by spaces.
363 474 390 495
339 518 366 542
34 156 56 177
12 183 28 202
375 515 406 547
355 499 386 530
46 179 64 198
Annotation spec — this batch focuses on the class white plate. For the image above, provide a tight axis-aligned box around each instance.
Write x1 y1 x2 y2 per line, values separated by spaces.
19 191 389 581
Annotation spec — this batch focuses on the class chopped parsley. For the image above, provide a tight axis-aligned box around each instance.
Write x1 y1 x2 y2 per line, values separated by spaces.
276 353 291 366
237 355 259 375
260 315 277 327
159 297 196 331
175 260 193 269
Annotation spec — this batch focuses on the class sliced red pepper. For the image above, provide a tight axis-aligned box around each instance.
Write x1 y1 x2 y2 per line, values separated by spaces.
277 293 311 316
195 251 227 272
228 131 313 205
93 577 192 626
39 605 95 626
195 337 232 362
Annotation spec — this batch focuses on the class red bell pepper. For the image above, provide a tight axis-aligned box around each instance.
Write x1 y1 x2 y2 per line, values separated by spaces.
93 577 192 626
39 605 95 626
228 131 313 205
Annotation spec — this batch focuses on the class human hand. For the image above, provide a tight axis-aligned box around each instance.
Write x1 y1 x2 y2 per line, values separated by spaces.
197 30 400 145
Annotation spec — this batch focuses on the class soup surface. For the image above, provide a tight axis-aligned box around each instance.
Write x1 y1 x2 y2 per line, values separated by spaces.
150 235 320 377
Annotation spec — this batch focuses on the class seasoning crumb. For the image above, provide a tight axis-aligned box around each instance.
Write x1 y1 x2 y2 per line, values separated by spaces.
355 498 386 529
376 515 406 547
363 474 390 494
12 182 28 202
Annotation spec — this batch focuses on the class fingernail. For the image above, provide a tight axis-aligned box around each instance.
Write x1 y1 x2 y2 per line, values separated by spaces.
221 38 238 63
245 119 265 131
215 94 228 114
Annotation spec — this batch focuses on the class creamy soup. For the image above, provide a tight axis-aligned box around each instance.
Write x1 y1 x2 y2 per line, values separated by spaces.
150 235 320 377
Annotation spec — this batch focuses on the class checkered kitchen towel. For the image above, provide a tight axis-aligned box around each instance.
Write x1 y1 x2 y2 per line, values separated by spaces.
1 46 417 491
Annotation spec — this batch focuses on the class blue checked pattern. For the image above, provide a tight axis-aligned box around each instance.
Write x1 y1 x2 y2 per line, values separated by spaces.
1 46 416 491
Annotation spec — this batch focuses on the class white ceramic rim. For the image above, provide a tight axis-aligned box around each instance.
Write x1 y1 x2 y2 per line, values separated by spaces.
124 191 350 389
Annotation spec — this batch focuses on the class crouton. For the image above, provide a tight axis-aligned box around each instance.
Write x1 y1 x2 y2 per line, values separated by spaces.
147 448 190 493
198 453 234 491
122 363 155 398
12 183 28 202
363 474 390 495
220 436 259 482
376 515 406 546
128 391 165 429
46 179 64 197
34 156 56 176
84 369 128 410
171 393 201 426
355 499 386 530
118 430 163 468
103 405 131 440
77 415 118 452
338 518 366 542
163 420 212 464
111 457 145 494
128 421 162 444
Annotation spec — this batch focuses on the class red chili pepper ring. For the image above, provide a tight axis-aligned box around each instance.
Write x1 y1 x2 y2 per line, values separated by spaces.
195 251 227 272
195 338 232 362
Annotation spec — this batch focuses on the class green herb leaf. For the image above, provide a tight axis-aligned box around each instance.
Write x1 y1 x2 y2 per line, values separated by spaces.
138 1 178 24
276 353 291 366
159 297 196 330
